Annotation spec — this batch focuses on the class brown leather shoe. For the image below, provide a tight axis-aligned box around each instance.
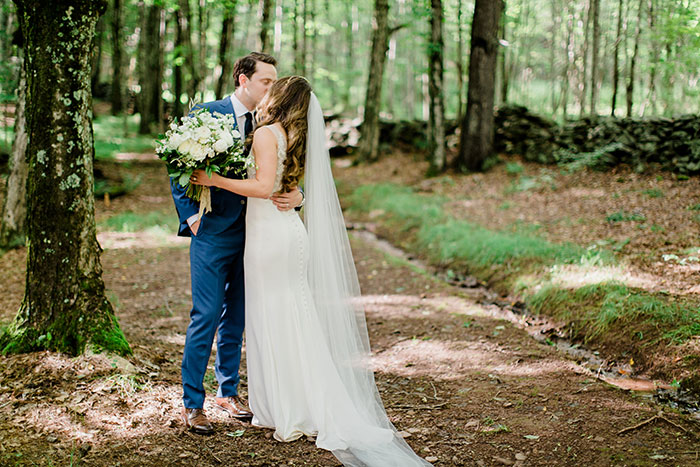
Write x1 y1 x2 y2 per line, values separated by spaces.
182 408 214 435
215 396 253 419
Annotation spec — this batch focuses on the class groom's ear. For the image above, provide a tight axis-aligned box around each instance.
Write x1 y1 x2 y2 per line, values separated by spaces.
238 74 249 88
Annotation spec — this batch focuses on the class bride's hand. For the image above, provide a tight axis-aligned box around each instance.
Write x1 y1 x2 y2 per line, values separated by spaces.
190 169 217 187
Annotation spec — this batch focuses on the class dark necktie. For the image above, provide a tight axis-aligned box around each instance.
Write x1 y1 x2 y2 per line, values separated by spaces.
242 112 254 157
243 112 254 138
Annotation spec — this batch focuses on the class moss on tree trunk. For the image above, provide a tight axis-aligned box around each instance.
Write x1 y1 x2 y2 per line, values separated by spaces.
0 0 130 357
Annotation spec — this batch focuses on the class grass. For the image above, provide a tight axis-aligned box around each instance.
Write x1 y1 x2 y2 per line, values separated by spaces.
605 210 646 223
99 210 177 233
93 114 155 160
348 182 700 348
1 114 155 161
642 188 664 198
349 184 600 270
527 282 700 345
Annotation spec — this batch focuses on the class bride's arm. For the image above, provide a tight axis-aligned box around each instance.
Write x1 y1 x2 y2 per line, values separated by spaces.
190 127 277 199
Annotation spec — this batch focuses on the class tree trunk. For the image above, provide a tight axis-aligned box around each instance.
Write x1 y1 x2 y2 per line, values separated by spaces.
457 0 502 172
292 0 303 75
137 2 164 134
90 14 105 96
456 0 465 121
177 0 199 103
427 0 445 174
0 52 27 248
215 0 236 100
0 0 130 357
499 3 509 105
356 0 390 163
197 0 207 99
562 2 574 119
646 0 659 115
550 0 560 115
626 0 644 117
173 6 185 119
589 0 600 115
611 0 623 116
259 0 273 54
110 0 124 115
579 0 591 117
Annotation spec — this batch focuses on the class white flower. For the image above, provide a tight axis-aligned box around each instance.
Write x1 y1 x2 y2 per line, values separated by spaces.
177 139 196 157
213 138 230 153
231 129 241 140
167 132 186 151
190 142 208 161
194 125 211 142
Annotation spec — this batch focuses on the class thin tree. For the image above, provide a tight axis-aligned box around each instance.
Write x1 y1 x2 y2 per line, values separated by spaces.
110 0 124 115
137 1 164 134
580 0 591 117
455 0 465 120
292 0 304 75
0 0 130 356
216 0 237 99
498 2 509 105
611 0 624 116
457 0 503 172
357 0 390 163
561 1 574 119
646 0 659 115
0 39 27 248
197 0 208 100
626 0 644 117
427 0 445 174
259 0 273 54
590 0 600 115
550 0 560 115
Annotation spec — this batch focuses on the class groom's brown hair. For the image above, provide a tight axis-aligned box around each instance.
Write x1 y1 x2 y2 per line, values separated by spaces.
233 52 277 88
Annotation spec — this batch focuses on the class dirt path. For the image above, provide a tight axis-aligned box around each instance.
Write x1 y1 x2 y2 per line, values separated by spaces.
0 161 698 466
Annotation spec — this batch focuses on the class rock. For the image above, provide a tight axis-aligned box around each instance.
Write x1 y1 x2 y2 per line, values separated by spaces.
425 456 439 463
515 453 527 461
493 456 514 465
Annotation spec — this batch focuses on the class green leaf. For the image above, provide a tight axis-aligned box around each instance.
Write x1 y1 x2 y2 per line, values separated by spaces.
178 173 190 187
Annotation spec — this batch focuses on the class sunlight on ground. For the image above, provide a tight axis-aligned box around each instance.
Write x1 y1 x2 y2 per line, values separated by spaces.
360 294 490 320
114 152 158 162
361 294 585 381
370 336 583 381
548 264 658 291
98 231 189 250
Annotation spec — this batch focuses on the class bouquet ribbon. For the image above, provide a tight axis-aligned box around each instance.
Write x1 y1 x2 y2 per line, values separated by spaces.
198 186 212 218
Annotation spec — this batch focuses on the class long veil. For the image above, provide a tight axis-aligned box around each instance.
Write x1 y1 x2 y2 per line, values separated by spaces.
304 93 432 467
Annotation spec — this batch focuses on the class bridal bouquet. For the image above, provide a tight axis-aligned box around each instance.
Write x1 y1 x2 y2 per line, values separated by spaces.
156 108 246 216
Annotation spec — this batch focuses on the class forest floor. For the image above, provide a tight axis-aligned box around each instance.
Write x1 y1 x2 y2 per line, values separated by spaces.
0 151 699 466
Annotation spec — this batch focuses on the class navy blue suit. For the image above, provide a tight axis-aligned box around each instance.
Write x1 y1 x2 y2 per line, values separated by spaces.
170 97 248 409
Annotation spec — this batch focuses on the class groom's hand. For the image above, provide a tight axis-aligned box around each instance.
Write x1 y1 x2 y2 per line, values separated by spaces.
190 220 200 236
271 188 303 211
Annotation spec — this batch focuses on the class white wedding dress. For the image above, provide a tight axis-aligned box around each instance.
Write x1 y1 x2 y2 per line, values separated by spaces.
243 102 431 467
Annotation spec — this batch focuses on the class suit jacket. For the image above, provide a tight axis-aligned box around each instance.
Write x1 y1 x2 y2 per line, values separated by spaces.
170 97 247 238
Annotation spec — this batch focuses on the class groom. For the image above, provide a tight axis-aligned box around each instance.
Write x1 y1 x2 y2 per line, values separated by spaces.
170 52 303 435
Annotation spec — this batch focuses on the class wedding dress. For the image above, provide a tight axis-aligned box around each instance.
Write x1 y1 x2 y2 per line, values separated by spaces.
243 95 431 467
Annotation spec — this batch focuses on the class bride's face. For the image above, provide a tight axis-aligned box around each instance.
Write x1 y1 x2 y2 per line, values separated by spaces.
242 62 278 107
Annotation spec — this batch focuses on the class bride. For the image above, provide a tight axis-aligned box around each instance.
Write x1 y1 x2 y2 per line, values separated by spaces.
191 76 431 466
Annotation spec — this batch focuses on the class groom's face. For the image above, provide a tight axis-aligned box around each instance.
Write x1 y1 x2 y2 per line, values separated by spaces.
241 62 278 107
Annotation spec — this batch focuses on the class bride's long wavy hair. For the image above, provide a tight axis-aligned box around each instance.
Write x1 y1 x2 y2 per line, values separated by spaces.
250 76 312 193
